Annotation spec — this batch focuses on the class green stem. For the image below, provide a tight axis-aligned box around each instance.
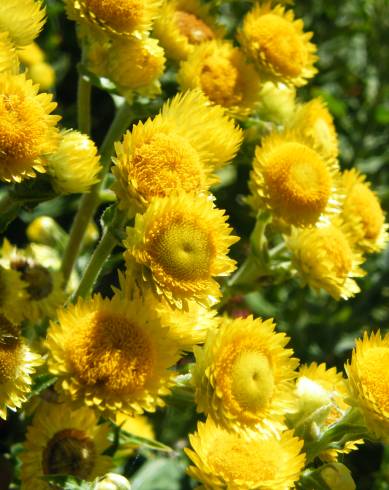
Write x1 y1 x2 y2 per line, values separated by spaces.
61 101 133 286
71 207 128 299
77 74 91 135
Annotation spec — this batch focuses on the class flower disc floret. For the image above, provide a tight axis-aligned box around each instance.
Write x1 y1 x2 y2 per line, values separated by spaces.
0 73 60 183
0 0 46 47
238 2 317 86
345 330 389 442
124 193 238 309
186 418 305 489
46 294 180 415
192 315 298 434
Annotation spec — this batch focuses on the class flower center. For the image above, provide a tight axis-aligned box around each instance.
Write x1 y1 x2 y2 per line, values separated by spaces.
132 133 205 202
209 432 277 483
358 347 389 414
0 315 21 384
68 312 155 395
11 258 53 300
200 55 243 108
346 183 384 240
174 11 214 44
230 351 275 412
264 142 331 225
42 429 96 480
150 219 214 281
83 0 144 34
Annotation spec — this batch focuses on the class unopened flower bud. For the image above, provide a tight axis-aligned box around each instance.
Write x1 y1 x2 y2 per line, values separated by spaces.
93 473 131 490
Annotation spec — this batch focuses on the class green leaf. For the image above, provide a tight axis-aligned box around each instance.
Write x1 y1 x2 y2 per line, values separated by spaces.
119 428 173 453
40 474 93 490
131 459 184 490
31 373 57 396
78 63 118 94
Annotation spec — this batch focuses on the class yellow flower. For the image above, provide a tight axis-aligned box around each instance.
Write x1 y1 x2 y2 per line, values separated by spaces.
341 169 388 253
0 0 46 47
256 81 296 125
248 131 340 228
47 129 101 194
287 222 366 300
17 42 44 65
193 315 298 435
64 0 162 39
238 2 317 86
0 314 43 420
292 362 363 461
20 402 112 489
46 294 180 415
124 193 238 309
345 330 389 442
115 412 155 457
186 417 305 489
17 43 56 90
113 89 242 212
114 270 217 350
289 98 339 161
0 265 28 324
153 0 223 62
177 40 262 118
107 36 166 101
0 72 60 183
0 239 66 322
0 31 19 74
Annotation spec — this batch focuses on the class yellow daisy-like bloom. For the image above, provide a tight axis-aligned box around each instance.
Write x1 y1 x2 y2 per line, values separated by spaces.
45 294 180 415
248 131 340 228
0 0 46 47
153 0 223 62
18 43 56 91
186 418 305 489
0 31 19 74
341 169 388 253
289 98 339 161
293 362 363 461
20 402 112 489
47 129 101 194
256 81 296 125
0 240 66 322
193 315 298 435
115 411 155 457
115 270 217 350
0 72 60 183
0 265 28 324
238 2 317 87
113 90 242 212
64 0 162 39
0 314 43 420
287 222 366 300
124 193 238 309
177 40 262 118
345 330 389 442
107 36 166 101
17 42 44 65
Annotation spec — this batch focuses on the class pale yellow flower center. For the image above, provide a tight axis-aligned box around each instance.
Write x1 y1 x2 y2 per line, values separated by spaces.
0 315 21 384
132 133 205 202
358 347 389 414
263 142 331 225
346 183 384 240
248 14 307 77
174 11 214 44
42 428 96 480
150 219 214 281
83 0 144 33
209 432 277 483
200 54 243 108
11 258 53 300
230 351 274 411
68 312 155 394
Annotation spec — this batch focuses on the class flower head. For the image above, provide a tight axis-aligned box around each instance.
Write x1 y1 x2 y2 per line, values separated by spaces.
192 315 298 435
153 0 223 61
177 40 262 118
20 402 112 489
0 73 60 183
287 222 365 300
46 294 180 415
0 0 46 47
186 418 305 489
0 314 42 420
0 31 19 74
256 81 296 125
47 129 101 194
124 193 238 309
248 131 340 228
341 169 388 253
345 330 389 442
0 265 28 324
238 2 317 86
18 42 55 90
